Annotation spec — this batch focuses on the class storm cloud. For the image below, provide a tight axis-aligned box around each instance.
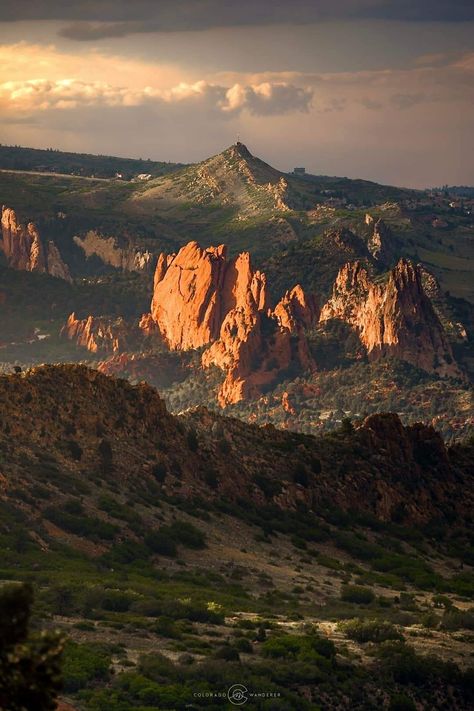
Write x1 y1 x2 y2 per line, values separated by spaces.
1 1 473 41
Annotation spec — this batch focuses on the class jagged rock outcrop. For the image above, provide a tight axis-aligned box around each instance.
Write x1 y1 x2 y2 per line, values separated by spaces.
274 285 318 330
74 231 153 272
149 240 315 405
419 265 468 343
150 241 248 350
46 241 71 281
367 218 397 266
320 258 461 378
1 206 71 281
61 313 129 353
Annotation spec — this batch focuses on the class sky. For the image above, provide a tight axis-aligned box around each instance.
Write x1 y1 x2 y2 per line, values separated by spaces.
0 1 473 188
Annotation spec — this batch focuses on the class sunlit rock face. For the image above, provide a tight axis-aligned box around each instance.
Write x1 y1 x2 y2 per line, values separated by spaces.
320 258 461 378
61 313 129 354
1 206 71 282
149 240 315 405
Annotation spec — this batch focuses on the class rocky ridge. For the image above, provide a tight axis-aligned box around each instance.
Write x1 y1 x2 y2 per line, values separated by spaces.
1 364 472 525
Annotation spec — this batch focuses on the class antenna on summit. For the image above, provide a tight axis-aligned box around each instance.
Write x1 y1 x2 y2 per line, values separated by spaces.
236 133 241 144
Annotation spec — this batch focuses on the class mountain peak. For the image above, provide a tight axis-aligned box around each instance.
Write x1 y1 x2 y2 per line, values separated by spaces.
228 141 254 160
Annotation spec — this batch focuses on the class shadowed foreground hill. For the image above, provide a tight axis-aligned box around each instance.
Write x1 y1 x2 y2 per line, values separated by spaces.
1 364 472 527
1 364 474 710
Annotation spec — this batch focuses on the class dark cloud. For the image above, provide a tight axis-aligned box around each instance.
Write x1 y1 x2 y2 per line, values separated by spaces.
0 1 472 40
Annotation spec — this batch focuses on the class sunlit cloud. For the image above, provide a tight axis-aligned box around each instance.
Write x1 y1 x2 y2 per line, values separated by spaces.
0 77 313 116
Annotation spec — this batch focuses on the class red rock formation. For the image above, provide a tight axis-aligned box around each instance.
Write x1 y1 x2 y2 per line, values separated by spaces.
320 258 460 378
273 285 318 330
138 313 158 336
61 313 128 354
46 240 71 281
151 241 233 350
149 240 315 405
1 206 71 281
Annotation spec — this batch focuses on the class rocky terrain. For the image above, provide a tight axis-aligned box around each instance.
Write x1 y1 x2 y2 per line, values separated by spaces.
0 364 473 710
2 364 472 524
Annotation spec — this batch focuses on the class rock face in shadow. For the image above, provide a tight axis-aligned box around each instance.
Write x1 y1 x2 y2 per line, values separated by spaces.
1 206 72 282
320 258 461 379
150 240 316 405
1 364 472 525
366 217 398 266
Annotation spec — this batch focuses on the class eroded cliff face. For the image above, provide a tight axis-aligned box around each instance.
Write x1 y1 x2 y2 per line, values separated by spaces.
366 218 398 266
61 313 129 354
74 231 153 272
149 240 315 405
320 258 460 378
1 206 72 282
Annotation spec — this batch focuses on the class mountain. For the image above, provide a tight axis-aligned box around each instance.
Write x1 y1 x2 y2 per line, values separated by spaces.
1 364 473 709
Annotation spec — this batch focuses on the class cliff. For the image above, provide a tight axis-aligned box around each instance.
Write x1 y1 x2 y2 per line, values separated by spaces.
1 206 72 282
74 230 154 272
149 240 315 405
320 258 461 378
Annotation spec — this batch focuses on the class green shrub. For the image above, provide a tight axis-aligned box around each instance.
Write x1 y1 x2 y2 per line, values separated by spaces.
262 633 335 661
213 645 240 662
100 590 136 613
138 652 178 682
234 638 253 654
144 530 177 557
98 495 142 526
165 520 206 549
339 619 403 644
389 694 416 711
340 585 375 604
62 641 111 692
44 505 118 541
440 608 474 631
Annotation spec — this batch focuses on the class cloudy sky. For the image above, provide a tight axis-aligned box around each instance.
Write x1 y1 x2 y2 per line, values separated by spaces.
0 1 473 187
